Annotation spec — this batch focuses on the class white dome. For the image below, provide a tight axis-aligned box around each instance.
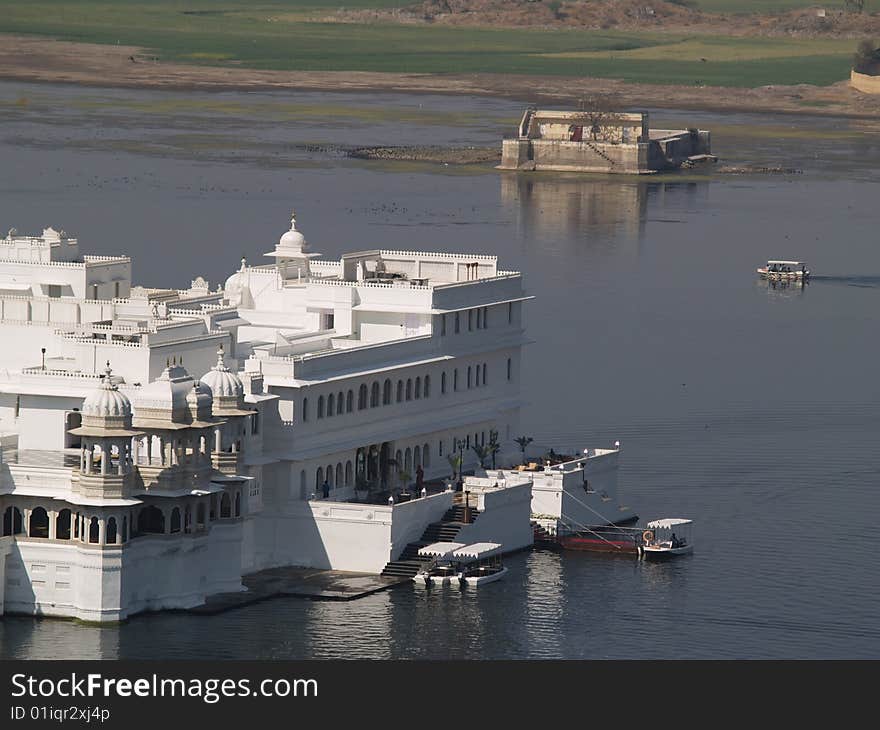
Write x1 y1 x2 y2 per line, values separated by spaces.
82 365 131 418
278 212 306 253
223 259 253 308
201 348 243 399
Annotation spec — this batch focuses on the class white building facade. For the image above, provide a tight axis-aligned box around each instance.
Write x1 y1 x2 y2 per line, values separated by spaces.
0 215 534 621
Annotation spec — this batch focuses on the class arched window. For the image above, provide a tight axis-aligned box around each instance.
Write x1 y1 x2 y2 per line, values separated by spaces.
107 517 118 544
475 365 480 387
346 390 353 413
358 384 368 410
455 312 460 333
317 395 325 419
184 505 192 533
138 506 165 534
29 506 49 538
371 382 380 407
326 465 334 487
316 466 324 490
415 377 422 399
2 506 23 536
337 392 345 415
89 516 100 544
395 450 403 472
345 461 353 486
441 372 446 394
414 445 421 469
56 509 71 540
302 397 309 422
454 369 459 391
482 363 487 385
336 463 343 486
476 308 482 329
122 516 128 542
424 375 431 398
220 493 231 518
383 379 392 405
404 448 412 473
467 366 472 388
396 380 404 402
327 393 335 417
170 507 181 533
197 503 206 526
406 379 412 401
235 492 241 517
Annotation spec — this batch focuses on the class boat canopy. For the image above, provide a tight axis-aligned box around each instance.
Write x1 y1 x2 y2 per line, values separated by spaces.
646 518 693 529
766 260 805 266
418 542 465 558
451 542 503 560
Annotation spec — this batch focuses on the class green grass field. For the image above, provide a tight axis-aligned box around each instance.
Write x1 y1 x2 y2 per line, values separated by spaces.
0 1 863 88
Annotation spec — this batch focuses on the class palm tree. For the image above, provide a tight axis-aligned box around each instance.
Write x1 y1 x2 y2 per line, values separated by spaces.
514 435 533 465
488 429 500 469
471 444 490 469
447 453 463 482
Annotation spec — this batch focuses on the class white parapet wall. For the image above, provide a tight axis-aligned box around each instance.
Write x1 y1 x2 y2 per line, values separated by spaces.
3 523 244 622
457 478 534 553
257 490 453 574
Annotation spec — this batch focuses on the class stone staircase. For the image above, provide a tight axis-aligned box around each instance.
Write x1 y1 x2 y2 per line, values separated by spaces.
532 521 557 547
583 139 615 166
380 503 481 579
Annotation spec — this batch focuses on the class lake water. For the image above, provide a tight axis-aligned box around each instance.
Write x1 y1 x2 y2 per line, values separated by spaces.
1 82 879 659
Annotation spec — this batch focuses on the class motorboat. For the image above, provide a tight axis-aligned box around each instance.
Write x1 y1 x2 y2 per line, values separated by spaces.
413 542 466 585
757 260 809 281
639 518 694 559
413 541 507 586
452 543 507 586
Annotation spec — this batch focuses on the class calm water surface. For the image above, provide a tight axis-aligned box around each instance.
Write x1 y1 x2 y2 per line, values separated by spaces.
1 82 879 658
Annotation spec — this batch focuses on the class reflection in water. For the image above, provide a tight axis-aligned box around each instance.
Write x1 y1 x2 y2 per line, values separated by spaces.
523 550 565 657
500 173 711 245
501 173 647 239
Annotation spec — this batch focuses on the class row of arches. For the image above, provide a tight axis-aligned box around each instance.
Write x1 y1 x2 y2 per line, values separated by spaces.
394 443 431 475
3 505 128 545
1 489 243 544
306 374 434 422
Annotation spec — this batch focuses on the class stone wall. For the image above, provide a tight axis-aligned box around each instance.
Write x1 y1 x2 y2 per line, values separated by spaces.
851 70 880 94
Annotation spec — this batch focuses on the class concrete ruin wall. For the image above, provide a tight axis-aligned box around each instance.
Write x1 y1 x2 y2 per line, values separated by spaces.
501 139 650 174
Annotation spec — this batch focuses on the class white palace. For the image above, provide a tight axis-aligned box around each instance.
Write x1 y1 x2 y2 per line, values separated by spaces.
0 215 626 622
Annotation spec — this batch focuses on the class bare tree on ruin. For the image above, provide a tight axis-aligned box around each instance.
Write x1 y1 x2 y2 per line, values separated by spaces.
577 93 624 143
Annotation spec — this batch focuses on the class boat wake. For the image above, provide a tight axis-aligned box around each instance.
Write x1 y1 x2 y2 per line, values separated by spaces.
809 275 880 288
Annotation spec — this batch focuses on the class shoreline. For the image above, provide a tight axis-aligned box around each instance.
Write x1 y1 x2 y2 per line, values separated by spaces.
2 34 880 122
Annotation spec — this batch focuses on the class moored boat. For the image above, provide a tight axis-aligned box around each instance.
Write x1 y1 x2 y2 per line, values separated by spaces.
639 518 694 559
413 541 507 587
452 543 507 586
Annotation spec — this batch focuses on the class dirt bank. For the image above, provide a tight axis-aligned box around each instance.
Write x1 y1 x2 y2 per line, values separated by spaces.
2 35 880 121
337 1 880 38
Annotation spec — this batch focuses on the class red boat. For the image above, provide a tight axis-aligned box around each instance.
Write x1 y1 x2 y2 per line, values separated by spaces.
533 522 641 555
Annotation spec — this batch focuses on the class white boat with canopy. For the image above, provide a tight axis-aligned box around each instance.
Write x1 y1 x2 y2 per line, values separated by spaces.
413 542 466 585
413 541 507 586
757 260 810 281
452 543 507 586
639 518 693 559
